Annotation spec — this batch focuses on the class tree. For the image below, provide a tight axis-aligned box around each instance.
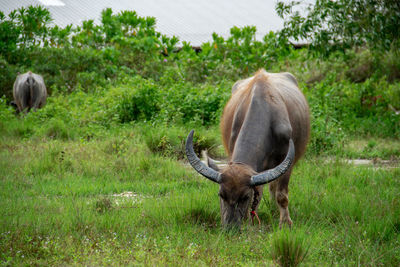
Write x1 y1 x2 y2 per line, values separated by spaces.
276 0 400 55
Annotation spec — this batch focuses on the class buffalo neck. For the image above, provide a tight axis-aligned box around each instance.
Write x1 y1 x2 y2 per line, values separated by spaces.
230 91 272 172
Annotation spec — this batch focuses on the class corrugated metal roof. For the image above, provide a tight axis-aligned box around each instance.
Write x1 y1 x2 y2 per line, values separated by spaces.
1 0 287 46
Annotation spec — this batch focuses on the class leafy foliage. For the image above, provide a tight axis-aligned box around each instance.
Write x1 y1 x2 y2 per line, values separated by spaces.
0 5 52 62
0 7 179 95
276 0 400 55
0 6 293 97
0 5 399 154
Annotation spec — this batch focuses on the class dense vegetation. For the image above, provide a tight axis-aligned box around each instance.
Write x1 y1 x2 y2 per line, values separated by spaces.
277 0 400 55
0 4 399 266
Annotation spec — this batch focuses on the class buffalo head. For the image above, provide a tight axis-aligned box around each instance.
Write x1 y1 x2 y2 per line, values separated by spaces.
185 130 295 228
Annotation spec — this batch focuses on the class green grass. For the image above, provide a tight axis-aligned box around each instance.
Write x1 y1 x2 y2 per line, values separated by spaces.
1 126 399 266
342 138 400 160
271 228 309 267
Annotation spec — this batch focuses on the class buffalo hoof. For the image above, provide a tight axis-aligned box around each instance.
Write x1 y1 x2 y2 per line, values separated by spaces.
279 217 293 229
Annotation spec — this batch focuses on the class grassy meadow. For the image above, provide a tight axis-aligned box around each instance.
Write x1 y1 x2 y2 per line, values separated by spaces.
1 4 400 266
0 123 399 266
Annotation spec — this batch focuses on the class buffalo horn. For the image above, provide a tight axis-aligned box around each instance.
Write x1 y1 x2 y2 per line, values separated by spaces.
250 139 295 186
185 130 222 183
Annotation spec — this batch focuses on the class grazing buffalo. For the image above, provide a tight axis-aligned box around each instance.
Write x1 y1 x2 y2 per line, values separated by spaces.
186 70 310 228
13 71 47 113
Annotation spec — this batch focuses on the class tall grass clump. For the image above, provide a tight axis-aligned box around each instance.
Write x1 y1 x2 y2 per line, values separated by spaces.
271 228 309 267
41 118 73 140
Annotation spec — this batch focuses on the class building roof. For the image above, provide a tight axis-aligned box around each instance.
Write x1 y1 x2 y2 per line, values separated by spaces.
1 0 288 46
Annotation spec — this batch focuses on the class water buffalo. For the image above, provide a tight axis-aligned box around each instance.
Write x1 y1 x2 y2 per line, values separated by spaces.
186 69 310 228
13 71 47 113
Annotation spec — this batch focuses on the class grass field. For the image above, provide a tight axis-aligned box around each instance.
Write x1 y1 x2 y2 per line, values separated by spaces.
1 125 399 266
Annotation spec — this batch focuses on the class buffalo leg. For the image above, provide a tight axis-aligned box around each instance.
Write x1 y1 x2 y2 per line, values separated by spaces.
268 180 277 201
271 170 293 228
21 91 30 114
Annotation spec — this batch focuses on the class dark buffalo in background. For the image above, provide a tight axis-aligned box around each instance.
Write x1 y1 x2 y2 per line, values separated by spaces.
13 71 47 113
186 69 310 229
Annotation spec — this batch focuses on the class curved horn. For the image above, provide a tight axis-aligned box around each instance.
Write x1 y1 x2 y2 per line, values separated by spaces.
250 139 295 186
185 130 222 183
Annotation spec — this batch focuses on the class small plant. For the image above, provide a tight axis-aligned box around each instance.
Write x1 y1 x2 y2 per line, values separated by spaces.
95 197 113 213
271 229 309 267
104 137 129 155
367 140 377 150
142 126 185 158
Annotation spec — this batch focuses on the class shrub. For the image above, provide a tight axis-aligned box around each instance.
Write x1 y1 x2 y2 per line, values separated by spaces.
309 113 345 155
0 97 14 128
158 81 231 126
27 47 109 93
102 76 160 123
0 56 20 100
141 125 221 159
143 126 185 158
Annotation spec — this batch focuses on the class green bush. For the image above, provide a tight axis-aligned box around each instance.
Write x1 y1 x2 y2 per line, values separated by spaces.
141 125 221 159
142 126 186 158
0 56 20 100
27 47 109 93
100 75 230 126
101 76 160 123
309 113 345 155
157 81 231 125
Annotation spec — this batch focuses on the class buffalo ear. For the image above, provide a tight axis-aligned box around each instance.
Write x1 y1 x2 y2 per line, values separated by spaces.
202 151 220 172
